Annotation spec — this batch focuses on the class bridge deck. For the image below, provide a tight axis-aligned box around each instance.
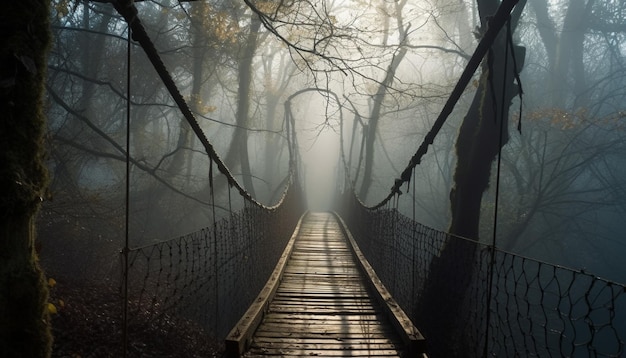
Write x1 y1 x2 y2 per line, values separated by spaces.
226 212 426 357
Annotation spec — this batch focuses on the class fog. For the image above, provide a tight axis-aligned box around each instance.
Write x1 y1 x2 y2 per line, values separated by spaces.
296 100 341 211
40 0 626 286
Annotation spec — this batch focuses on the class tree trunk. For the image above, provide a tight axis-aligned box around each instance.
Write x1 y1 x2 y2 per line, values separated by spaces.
449 0 526 239
222 15 261 197
358 0 409 201
52 4 112 189
358 47 407 201
416 1 526 355
263 93 280 198
168 2 207 181
0 1 53 357
560 1 589 107
530 0 589 108
529 0 557 72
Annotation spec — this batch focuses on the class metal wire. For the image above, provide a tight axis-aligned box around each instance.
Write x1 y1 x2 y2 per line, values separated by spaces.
122 19 132 358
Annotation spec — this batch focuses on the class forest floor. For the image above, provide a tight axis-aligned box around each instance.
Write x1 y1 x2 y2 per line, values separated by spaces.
38 203 225 357
47 276 224 357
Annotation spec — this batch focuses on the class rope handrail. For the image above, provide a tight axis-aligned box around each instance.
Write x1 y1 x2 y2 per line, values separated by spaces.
112 0 295 211
354 0 520 210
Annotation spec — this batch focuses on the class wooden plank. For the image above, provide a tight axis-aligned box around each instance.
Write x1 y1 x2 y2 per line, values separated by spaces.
252 336 401 345
261 313 387 321
271 296 374 303
275 288 369 294
261 317 386 325
255 324 395 335
276 285 367 291
265 307 381 315
250 341 402 351
246 348 404 356
252 331 395 340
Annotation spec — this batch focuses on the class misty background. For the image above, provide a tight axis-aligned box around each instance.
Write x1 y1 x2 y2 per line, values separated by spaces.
41 0 626 289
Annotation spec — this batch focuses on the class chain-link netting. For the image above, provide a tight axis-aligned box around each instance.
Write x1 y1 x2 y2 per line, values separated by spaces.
340 195 626 357
125 186 302 348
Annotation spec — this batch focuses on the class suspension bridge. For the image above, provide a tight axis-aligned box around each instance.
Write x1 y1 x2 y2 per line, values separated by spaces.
225 212 425 357
68 1 626 357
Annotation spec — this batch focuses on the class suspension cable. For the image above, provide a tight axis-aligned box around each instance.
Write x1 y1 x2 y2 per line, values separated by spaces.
122 16 131 358
482 16 514 358
209 159 219 333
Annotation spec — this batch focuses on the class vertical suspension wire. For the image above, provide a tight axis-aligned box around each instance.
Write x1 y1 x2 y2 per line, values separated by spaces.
483 17 512 358
391 195 398 290
209 159 219 334
411 168 416 313
411 168 416 222
122 21 131 358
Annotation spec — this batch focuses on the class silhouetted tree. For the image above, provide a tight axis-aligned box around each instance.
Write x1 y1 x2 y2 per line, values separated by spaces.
417 0 526 356
358 0 410 200
0 1 53 356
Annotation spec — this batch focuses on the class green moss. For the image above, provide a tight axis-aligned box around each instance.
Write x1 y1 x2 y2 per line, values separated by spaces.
0 1 53 357
0 0 51 217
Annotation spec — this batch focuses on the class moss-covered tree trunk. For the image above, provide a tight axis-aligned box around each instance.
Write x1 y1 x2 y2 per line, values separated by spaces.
0 1 53 357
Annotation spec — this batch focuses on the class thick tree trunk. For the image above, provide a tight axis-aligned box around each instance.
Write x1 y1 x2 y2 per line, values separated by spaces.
52 4 113 188
448 59 523 237
358 47 407 200
263 94 281 198
358 0 409 201
223 15 261 197
0 1 53 357
169 4 207 181
416 1 525 356
530 0 589 108
449 0 525 240
559 1 589 107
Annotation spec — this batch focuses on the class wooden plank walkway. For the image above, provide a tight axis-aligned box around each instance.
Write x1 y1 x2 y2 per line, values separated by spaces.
226 212 426 357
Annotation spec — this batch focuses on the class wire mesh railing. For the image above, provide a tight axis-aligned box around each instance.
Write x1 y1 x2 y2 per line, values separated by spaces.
339 196 626 357
123 184 302 357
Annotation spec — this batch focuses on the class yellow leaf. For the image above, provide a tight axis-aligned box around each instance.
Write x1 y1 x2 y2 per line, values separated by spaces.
47 303 58 315
48 278 56 288
202 105 217 114
58 299 65 307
